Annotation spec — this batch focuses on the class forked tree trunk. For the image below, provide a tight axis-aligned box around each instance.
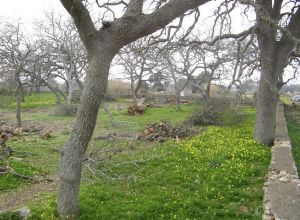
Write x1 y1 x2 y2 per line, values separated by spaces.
57 46 115 217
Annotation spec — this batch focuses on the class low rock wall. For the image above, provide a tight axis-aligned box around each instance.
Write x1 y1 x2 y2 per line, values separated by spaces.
263 103 300 220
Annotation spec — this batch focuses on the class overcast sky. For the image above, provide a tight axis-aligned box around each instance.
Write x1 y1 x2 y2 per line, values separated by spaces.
0 0 298 84
0 0 66 29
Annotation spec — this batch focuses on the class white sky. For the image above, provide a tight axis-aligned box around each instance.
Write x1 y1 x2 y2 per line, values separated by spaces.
0 0 298 85
0 0 66 33
0 0 65 19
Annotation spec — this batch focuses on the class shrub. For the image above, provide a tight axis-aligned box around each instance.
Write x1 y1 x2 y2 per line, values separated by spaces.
186 98 245 126
52 104 77 116
0 86 11 96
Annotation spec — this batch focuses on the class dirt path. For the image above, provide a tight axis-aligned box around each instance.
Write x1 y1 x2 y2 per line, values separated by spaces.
0 177 57 212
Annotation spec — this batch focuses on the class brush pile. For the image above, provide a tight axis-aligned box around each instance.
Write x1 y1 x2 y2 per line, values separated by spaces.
141 121 196 142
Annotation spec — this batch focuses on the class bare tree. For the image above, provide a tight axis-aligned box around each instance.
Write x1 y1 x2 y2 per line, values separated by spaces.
184 0 300 145
0 20 35 127
58 0 211 217
21 51 68 104
36 12 87 105
193 42 234 101
162 46 201 110
117 38 156 100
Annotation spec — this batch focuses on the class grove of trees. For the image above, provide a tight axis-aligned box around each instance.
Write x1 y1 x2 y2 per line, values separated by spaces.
0 0 299 218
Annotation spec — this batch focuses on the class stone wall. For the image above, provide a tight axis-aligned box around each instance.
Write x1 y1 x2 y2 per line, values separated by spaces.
263 103 300 220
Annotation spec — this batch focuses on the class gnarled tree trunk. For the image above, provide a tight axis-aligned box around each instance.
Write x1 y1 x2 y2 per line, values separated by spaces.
57 45 115 216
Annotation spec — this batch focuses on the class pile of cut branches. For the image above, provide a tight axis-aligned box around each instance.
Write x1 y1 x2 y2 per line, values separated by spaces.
0 122 44 135
141 121 196 142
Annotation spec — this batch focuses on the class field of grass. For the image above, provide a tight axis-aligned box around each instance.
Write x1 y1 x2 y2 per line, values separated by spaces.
0 92 58 110
0 93 271 219
30 112 269 219
286 107 300 174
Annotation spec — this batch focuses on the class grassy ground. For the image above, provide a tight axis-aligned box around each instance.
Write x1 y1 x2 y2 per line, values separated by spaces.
0 93 271 219
286 106 300 174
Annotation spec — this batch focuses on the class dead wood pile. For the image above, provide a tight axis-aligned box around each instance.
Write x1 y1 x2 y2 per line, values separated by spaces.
164 98 189 104
0 133 12 158
0 123 44 135
140 121 196 142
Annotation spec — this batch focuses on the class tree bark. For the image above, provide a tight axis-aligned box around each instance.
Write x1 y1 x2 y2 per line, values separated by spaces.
175 93 181 111
254 65 278 146
19 84 25 103
66 81 74 105
57 46 115 217
16 85 22 127
134 79 142 99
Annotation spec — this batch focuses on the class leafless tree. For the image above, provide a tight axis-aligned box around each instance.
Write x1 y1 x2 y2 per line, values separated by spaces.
21 50 68 104
35 11 87 105
117 38 157 100
184 0 300 145
58 0 212 217
0 20 35 127
161 45 202 110
193 41 234 101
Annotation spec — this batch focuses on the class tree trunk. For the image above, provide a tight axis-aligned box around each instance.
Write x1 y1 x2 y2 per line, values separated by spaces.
35 85 41 93
16 86 22 127
67 81 74 105
254 66 278 146
20 84 25 103
57 46 114 217
29 86 33 96
134 79 142 99
54 91 62 104
206 80 211 98
175 93 181 111
253 0 297 145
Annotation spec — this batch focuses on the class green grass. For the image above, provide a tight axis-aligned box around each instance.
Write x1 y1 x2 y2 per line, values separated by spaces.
286 109 300 174
0 100 198 193
0 134 68 192
1 94 270 219
28 109 270 220
97 104 199 131
0 92 58 110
